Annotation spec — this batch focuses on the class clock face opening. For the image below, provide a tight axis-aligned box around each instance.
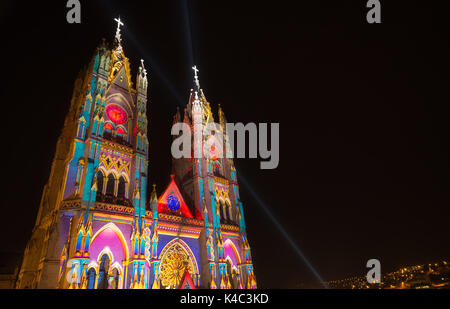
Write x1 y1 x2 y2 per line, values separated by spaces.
106 104 128 124
167 194 180 211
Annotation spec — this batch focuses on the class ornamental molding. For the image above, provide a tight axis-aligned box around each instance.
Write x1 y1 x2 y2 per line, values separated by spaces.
94 202 134 216
220 224 240 232
157 213 204 227
102 140 134 154
60 200 82 211
213 176 229 186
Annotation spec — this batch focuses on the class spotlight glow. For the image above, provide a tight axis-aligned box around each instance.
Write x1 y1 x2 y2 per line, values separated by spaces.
239 173 329 288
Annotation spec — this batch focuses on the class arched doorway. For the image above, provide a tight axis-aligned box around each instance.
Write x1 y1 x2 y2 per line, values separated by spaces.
87 268 96 289
97 254 110 289
88 223 129 289
110 268 120 289
159 242 197 289
224 239 242 288
226 259 235 288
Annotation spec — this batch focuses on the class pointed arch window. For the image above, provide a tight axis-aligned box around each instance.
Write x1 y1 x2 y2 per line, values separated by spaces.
231 268 239 289
219 200 227 223
106 174 116 196
227 202 233 223
226 259 236 289
96 170 105 197
84 233 91 252
87 268 96 289
74 160 85 195
116 126 126 137
213 159 223 177
104 123 114 137
159 242 196 289
75 232 83 252
110 268 120 289
97 254 110 289
77 118 86 139
117 176 126 199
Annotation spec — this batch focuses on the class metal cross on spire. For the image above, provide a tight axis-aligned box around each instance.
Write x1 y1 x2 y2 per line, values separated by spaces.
192 65 200 89
114 16 124 45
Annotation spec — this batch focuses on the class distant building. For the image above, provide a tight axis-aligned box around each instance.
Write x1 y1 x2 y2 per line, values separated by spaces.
328 261 450 289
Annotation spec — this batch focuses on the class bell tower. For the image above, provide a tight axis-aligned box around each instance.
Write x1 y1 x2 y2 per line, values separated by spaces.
16 17 150 289
172 66 257 289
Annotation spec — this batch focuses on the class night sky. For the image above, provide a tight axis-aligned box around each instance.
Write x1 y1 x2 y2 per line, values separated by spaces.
1 1 450 288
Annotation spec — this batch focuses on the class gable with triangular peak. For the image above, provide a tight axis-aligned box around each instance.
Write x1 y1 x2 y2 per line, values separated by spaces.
112 65 132 92
178 268 196 289
157 176 194 218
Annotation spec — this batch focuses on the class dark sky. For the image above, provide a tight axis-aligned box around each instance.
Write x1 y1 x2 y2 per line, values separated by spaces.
1 1 450 288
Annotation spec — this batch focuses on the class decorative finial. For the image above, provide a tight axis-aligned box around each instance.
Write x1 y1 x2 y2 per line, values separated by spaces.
114 16 124 45
139 59 147 77
192 65 200 89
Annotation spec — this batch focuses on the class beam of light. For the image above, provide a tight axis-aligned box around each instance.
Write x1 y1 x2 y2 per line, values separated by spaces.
123 27 186 106
178 1 327 288
100 0 186 105
180 0 195 68
238 171 329 289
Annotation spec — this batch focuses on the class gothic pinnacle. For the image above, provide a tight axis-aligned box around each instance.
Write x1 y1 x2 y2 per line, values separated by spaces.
192 65 200 90
139 59 147 78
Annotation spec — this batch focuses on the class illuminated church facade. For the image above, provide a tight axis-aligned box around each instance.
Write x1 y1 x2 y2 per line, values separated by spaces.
16 19 256 289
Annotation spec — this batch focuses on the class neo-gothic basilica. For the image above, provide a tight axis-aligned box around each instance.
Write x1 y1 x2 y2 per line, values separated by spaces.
16 19 256 289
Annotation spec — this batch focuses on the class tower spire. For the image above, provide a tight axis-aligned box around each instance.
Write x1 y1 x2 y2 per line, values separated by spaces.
192 65 200 90
137 59 148 93
114 16 124 48
140 59 147 78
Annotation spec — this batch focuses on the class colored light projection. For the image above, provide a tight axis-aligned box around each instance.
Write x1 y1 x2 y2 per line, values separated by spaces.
224 239 241 268
143 227 151 263
116 127 126 135
159 243 194 288
104 123 114 131
157 177 196 218
179 270 196 289
209 145 219 161
89 224 129 265
205 135 222 161
20 19 259 290
106 104 128 124
167 194 180 211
